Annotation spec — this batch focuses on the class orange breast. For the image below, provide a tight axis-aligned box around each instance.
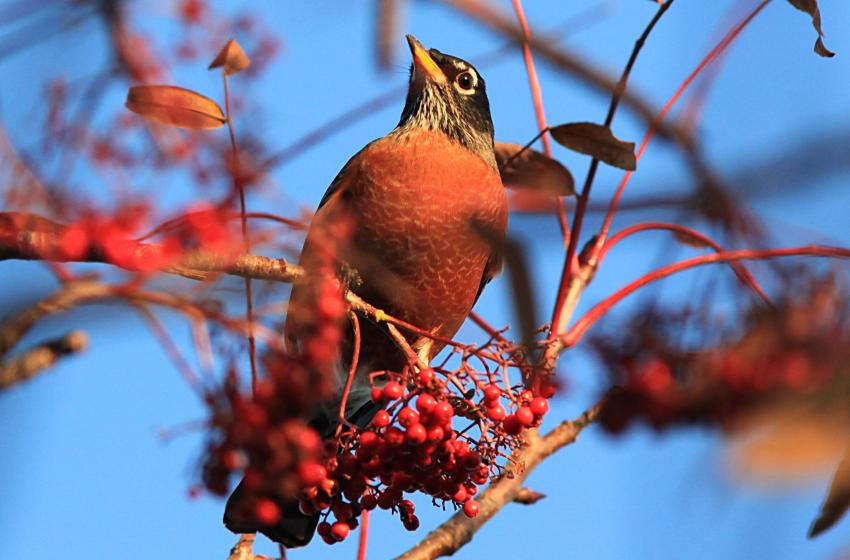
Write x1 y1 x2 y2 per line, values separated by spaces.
294 129 508 370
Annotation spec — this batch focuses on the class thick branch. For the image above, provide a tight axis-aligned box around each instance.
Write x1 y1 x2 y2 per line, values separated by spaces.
395 402 602 560
0 215 303 283
0 330 87 389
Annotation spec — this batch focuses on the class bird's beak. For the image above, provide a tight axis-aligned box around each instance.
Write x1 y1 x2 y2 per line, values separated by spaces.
406 35 446 84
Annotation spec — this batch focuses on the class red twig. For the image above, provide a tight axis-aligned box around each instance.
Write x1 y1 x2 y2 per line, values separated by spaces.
600 222 772 306
468 310 508 343
223 71 259 395
336 311 362 438
547 0 675 339
357 509 370 560
598 0 770 242
562 245 850 347
135 304 202 393
511 0 569 241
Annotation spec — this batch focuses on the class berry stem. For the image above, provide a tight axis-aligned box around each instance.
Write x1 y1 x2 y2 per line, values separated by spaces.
222 71 259 395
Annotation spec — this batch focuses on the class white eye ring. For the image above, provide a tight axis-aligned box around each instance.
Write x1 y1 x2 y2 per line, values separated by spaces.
453 70 477 95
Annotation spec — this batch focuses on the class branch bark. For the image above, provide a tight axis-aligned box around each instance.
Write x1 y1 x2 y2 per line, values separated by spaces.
394 401 602 559
0 330 88 389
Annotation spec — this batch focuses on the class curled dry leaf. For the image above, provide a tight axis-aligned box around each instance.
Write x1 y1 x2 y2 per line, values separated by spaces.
126 86 226 130
786 0 836 58
550 122 637 171
209 38 251 75
810 446 850 538
672 230 711 249
494 142 575 196
727 403 849 485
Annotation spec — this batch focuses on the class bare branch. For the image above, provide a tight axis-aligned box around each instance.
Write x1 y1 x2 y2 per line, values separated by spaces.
395 401 602 560
437 0 691 148
0 330 87 389
0 281 111 357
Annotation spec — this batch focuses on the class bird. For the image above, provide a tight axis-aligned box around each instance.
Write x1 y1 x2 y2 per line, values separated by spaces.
223 35 508 548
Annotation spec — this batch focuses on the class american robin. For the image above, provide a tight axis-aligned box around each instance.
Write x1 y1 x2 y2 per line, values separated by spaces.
224 35 508 548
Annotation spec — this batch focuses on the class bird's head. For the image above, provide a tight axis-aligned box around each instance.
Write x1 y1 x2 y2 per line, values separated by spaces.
395 35 496 168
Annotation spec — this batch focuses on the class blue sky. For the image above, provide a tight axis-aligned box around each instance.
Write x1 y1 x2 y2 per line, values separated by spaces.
1 1 850 559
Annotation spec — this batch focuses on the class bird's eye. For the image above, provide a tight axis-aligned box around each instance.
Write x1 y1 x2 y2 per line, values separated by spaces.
455 71 475 93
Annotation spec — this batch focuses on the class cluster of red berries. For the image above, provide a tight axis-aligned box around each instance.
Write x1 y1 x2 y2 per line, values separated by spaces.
595 285 850 434
286 373 552 544
51 204 242 272
203 275 344 502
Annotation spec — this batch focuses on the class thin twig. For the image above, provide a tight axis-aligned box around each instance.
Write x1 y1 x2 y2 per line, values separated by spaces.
222 71 259 395
548 0 676 345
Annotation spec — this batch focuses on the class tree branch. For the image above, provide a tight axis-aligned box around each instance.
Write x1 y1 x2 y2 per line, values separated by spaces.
394 401 602 559
0 281 112 357
0 213 303 283
438 0 691 147
0 330 87 390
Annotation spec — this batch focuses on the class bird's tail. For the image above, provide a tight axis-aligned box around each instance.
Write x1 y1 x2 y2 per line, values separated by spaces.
222 398 382 547
223 480 320 549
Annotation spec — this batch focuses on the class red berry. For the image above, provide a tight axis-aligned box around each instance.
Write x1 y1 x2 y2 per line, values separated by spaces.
538 378 559 398
377 491 396 510
530 397 549 416
317 521 332 537
417 368 435 385
461 451 481 471
332 502 353 521
516 406 534 426
371 386 384 402
416 393 437 413
402 514 420 531
382 381 404 400
359 431 379 448
398 407 420 427
297 462 327 487
405 423 427 445
399 499 415 515
320 532 337 545
483 384 501 401
360 494 378 510
434 401 454 423
254 499 281 525
386 427 405 446
427 425 445 442
373 410 391 428
451 486 468 502
330 521 350 541
486 404 506 421
502 414 523 435
463 500 480 518
472 466 490 485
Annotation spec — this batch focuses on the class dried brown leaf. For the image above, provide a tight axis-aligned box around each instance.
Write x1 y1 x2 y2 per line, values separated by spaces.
786 0 836 58
810 446 850 538
494 142 575 196
550 122 636 171
672 230 711 249
209 38 251 75
727 404 848 485
125 86 226 130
